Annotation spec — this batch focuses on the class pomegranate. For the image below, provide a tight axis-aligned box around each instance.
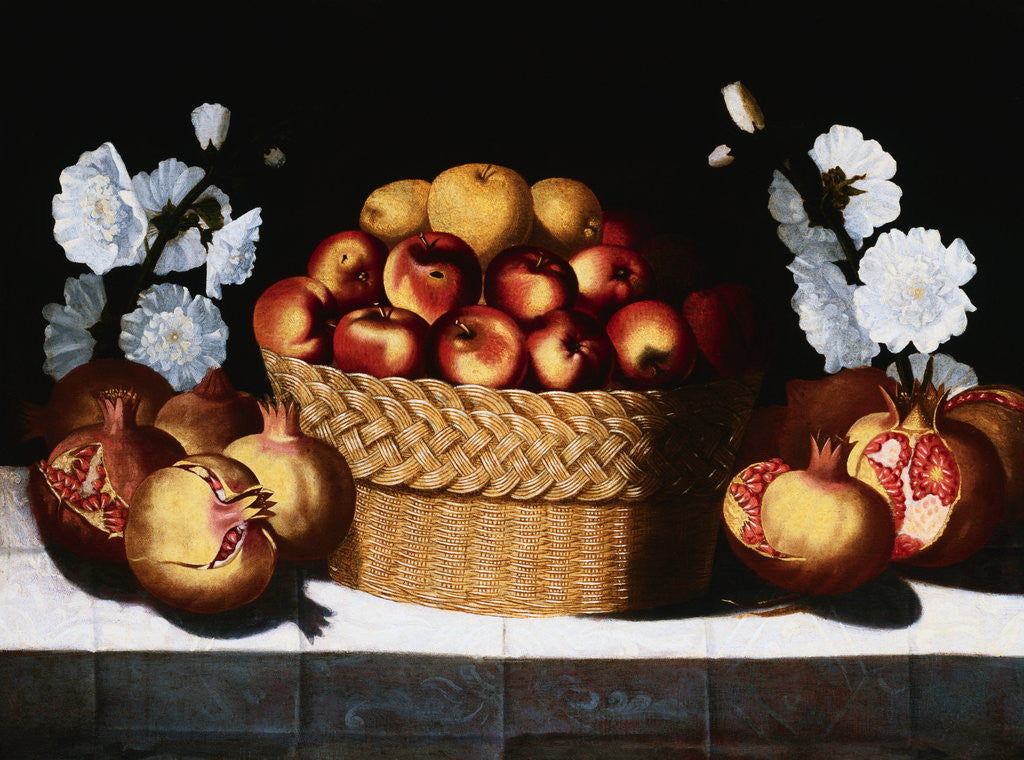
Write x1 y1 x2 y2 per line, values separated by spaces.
944 384 1024 521
126 454 277 614
33 389 186 562
777 367 899 469
153 367 262 454
847 381 1006 566
722 438 895 595
23 358 175 450
223 400 355 560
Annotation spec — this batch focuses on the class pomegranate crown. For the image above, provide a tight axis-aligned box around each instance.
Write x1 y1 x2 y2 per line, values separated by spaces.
94 387 140 429
887 357 951 432
257 397 303 439
192 366 238 401
806 435 852 480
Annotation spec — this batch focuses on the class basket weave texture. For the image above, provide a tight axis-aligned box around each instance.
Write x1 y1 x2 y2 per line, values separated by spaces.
262 348 760 616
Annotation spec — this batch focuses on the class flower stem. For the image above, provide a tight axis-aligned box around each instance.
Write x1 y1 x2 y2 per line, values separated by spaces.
893 350 915 390
89 162 219 359
776 152 860 281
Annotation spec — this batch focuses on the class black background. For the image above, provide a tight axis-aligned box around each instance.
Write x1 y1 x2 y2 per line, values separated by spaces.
3 1 1023 465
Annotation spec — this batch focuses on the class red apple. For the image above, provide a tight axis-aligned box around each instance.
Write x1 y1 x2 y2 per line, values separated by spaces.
483 245 578 325
601 209 653 253
383 232 482 324
644 233 713 296
333 305 429 379
253 276 337 364
569 244 653 320
682 282 768 378
307 230 388 313
606 300 697 389
428 305 527 388
524 309 614 391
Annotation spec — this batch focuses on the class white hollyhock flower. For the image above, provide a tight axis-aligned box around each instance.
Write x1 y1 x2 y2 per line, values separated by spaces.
810 125 901 241
119 283 228 391
789 257 880 373
854 228 976 354
132 158 232 275
41 274 106 379
191 103 230 150
768 170 846 263
52 143 148 274
721 81 764 133
886 353 978 396
205 208 262 298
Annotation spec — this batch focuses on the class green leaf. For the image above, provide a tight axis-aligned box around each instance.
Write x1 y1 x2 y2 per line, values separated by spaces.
192 196 225 231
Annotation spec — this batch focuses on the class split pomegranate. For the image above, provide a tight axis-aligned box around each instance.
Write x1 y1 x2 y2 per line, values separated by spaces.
32 389 186 562
223 400 355 560
126 454 277 614
24 359 175 450
722 438 895 595
847 381 1006 566
944 384 1024 521
153 367 262 454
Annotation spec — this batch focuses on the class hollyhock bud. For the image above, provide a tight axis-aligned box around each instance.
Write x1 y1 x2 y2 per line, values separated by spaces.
191 103 231 150
721 81 764 134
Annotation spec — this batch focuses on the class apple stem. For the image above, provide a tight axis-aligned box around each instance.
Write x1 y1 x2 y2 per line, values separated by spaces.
480 164 494 181
534 254 546 271
419 232 438 250
453 319 475 339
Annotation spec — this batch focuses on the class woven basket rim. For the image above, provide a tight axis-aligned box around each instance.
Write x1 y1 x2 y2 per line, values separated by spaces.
261 347 761 502
259 346 760 406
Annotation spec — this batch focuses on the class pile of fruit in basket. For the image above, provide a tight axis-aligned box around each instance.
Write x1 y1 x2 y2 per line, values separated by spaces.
253 162 770 391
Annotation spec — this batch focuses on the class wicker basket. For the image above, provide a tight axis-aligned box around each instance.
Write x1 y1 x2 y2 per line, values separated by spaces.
261 348 760 616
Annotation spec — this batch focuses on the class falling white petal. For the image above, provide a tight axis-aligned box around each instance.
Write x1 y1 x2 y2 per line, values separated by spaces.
708 144 734 167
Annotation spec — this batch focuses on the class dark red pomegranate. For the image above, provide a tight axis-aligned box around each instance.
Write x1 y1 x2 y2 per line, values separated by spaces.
32 389 186 562
153 367 262 454
23 358 175 450
944 385 1024 522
